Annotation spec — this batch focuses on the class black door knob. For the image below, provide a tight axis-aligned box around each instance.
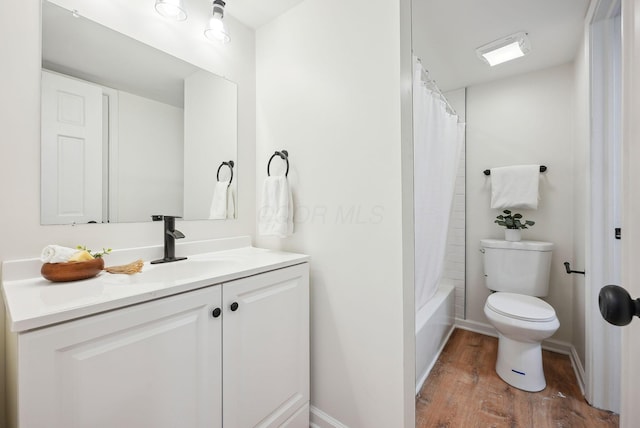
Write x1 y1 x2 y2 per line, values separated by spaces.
230 302 239 312
212 308 221 318
599 285 640 326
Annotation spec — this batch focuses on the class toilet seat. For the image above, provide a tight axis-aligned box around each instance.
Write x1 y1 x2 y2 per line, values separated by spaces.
486 292 556 322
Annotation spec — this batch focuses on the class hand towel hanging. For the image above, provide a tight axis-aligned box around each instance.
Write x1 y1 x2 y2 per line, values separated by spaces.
490 164 541 210
209 181 230 219
258 175 293 237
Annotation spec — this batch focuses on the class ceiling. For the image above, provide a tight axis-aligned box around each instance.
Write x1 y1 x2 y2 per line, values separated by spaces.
228 0 591 92
226 0 305 29
412 0 591 92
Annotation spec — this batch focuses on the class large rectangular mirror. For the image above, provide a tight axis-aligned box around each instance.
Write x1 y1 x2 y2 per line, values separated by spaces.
41 1 238 224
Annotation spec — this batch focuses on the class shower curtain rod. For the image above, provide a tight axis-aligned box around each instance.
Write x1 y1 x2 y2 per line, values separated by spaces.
416 57 457 116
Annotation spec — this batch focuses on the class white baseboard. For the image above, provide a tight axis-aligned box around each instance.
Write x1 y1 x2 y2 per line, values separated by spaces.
570 345 586 396
309 406 349 428
454 318 585 393
455 318 573 354
454 318 496 338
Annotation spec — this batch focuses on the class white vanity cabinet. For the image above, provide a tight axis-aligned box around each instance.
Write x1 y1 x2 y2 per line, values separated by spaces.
222 263 310 427
10 261 309 428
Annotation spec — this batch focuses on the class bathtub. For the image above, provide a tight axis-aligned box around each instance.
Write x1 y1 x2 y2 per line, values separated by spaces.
415 282 455 395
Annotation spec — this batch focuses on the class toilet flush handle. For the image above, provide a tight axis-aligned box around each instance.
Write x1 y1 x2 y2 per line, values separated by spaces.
598 285 640 326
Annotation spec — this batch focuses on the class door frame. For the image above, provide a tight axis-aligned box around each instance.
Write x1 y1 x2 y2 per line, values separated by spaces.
620 0 640 425
586 0 622 412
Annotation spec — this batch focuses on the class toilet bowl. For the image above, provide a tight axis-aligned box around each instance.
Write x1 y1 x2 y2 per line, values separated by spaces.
484 292 559 392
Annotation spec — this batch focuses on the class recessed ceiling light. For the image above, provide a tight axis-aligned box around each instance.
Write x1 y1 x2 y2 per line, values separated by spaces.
476 32 531 67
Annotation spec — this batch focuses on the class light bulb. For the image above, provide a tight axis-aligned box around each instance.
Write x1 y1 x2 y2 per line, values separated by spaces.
155 0 187 21
205 14 230 43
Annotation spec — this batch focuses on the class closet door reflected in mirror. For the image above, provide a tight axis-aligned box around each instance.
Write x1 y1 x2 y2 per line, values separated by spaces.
40 1 238 224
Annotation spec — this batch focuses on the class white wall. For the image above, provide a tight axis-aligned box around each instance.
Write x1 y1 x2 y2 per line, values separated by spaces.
466 63 576 343
116 91 184 222
0 1 255 425
255 0 414 426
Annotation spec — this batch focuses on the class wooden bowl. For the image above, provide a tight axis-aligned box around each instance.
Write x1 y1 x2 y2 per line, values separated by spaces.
41 258 105 282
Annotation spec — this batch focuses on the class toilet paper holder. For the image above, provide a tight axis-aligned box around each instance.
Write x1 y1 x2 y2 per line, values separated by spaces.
564 262 585 275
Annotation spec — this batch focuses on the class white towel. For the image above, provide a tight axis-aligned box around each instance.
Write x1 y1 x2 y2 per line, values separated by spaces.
227 186 236 219
259 176 293 237
490 164 540 210
40 245 79 263
209 181 230 220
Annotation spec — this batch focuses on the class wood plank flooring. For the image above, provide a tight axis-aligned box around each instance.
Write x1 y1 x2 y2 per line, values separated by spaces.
416 329 619 428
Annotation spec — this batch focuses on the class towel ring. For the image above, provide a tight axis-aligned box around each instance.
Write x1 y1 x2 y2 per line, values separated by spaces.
267 150 289 177
217 160 235 185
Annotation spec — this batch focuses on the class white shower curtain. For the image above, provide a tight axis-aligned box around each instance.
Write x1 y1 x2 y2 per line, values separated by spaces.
414 58 465 312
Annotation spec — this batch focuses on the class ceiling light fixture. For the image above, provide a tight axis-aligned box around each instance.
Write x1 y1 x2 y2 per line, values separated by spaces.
155 0 188 21
204 0 230 44
476 32 530 67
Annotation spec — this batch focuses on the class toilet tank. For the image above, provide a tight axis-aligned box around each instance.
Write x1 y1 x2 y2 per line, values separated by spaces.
480 239 554 296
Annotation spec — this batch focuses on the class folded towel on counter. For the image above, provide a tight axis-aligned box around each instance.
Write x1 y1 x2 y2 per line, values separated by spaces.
209 181 231 220
490 164 540 210
259 175 293 237
40 245 79 263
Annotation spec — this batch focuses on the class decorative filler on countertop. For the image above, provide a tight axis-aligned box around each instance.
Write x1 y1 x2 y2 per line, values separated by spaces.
40 244 79 263
41 258 105 282
105 259 144 275
76 245 112 258
40 244 112 282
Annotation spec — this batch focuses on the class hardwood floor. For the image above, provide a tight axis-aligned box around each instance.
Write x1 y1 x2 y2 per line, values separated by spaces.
416 329 619 428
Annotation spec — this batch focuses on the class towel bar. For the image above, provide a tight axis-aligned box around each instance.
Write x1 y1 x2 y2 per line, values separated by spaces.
267 150 289 177
217 160 234 185
484 165 547 175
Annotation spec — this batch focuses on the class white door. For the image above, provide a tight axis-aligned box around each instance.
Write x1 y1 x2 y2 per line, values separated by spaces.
620 0 640 425
222 264 310 428
18 286 222 428
41 70 103 224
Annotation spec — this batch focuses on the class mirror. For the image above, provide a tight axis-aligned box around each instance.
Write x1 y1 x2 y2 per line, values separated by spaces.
40 1 238 224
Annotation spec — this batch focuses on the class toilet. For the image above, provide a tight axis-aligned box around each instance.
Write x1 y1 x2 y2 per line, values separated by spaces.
480 239 559 392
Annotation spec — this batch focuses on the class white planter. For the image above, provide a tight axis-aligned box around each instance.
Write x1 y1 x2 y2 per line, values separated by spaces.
505 229 522 242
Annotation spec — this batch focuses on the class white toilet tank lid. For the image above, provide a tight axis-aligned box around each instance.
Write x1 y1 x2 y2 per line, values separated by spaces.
487 292 557 322
481 239 553 252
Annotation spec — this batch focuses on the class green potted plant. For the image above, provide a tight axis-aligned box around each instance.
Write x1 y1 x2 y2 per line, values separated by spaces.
494 210 535 242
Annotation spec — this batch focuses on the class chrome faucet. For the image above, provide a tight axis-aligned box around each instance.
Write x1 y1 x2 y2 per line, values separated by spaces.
151 215 187 264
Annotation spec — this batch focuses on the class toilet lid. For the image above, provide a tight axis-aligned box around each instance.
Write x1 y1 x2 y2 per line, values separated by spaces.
486 292 557 322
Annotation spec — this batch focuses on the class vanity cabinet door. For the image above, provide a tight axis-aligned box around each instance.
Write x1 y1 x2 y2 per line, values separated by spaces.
222 263 310 428
18 285 222 428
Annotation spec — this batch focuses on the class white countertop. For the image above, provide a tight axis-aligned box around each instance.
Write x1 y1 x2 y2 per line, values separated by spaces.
2 244 309 333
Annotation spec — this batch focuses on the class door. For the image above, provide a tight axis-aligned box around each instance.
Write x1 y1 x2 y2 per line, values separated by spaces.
18 286 222 428
41 70 103 224
222 263 310 428
620 0 640 425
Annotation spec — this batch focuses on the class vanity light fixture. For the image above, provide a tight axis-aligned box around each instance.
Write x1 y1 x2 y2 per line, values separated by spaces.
204 0 230 44
476 32 530 67
155 0 188 21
